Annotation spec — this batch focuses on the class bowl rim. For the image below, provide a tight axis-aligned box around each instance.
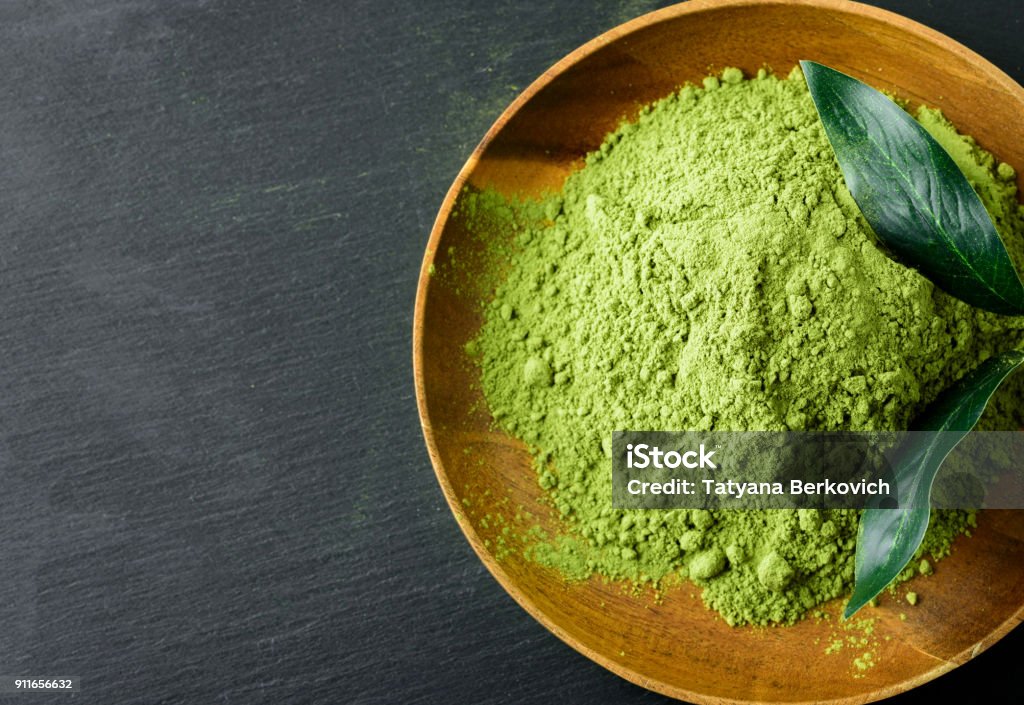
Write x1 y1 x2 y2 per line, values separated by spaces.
411 0 1024 702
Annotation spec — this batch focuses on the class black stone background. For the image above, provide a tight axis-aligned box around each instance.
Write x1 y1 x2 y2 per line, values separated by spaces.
0 1 1019 703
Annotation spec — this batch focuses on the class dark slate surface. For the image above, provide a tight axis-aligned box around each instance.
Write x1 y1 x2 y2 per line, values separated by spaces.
0 1 1019 703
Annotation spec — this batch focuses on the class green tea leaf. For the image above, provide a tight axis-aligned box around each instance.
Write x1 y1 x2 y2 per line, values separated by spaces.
801 60 1024 315
844 350 1024 618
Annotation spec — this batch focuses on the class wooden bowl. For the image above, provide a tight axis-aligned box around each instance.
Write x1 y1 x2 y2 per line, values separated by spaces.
413 0 1024 702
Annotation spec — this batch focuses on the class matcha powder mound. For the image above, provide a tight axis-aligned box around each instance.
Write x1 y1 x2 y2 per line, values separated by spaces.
462 67 1024 626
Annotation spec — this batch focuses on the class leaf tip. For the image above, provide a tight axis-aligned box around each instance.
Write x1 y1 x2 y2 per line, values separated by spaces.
842 600 862 620
799 60 827 77
844 583 881 620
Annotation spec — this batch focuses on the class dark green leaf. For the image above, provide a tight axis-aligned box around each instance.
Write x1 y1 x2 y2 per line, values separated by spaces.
801 60 1024 315
844 350 1024 618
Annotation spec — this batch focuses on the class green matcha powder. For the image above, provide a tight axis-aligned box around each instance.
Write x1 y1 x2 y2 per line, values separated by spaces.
460 67 1024 626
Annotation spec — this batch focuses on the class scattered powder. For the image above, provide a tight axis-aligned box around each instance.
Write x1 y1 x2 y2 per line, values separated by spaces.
459 67 1024 626
822 616 880 678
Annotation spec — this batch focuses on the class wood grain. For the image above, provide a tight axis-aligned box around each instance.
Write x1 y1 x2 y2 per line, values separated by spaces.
414 1 1024 703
